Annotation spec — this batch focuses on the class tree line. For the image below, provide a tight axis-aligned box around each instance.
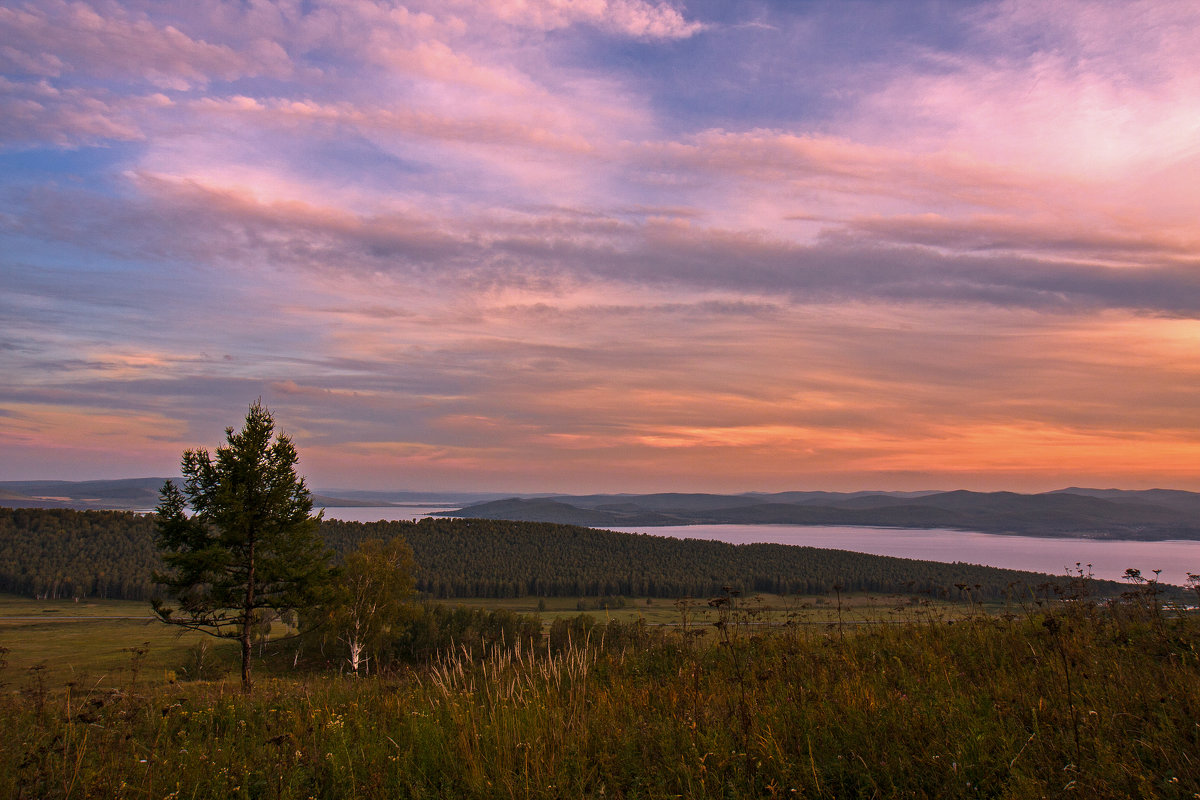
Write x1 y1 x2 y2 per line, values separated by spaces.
0 507 159 600
323 517 1121 601
1 506 1133 605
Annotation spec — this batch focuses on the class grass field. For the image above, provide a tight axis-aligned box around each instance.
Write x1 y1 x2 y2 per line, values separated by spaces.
0 595 238 690
432 590 989 625
2 588 1197 798
0 596 156 618
0 591 989 692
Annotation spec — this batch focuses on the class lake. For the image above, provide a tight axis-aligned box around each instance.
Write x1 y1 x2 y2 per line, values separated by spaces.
319 507 1200 587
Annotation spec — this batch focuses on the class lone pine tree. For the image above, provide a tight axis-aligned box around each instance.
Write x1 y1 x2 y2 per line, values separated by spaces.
152 401 333 692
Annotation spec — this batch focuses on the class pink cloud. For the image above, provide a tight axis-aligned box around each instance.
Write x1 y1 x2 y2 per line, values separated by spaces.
189 94 597 155
844 213 1199 266
0 78 172 145
367 39 529 95
634 128 1036 214
12 0 1200 492
441 0 703 39
0 1 290 89
0 403 190 459
847 1 1200 179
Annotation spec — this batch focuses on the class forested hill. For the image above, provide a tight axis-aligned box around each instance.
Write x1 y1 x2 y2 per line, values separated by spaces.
0 508 156 600
0 478 173 511
320 517 1117 601
10 481 1200 540
439 489 1200 540
1 507 1144 603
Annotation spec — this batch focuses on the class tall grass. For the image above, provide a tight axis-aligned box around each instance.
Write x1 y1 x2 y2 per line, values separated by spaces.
2 594 1198 798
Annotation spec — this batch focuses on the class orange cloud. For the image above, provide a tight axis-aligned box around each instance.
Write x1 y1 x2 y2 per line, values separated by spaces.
0 403 190 457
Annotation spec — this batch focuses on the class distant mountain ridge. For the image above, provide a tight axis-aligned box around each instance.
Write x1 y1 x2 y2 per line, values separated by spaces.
0 478 174 510
6 480 1200 540
437 488 1200 541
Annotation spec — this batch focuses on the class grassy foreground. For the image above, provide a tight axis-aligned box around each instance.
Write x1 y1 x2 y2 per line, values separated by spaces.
0 592 977 688
3 593 1199 799
0 597 229 688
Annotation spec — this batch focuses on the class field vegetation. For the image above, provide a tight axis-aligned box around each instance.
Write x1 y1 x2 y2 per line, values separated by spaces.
2 574 1199 798
4 439 1198 797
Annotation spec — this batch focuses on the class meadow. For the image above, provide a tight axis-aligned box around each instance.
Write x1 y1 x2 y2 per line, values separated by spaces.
2 585 1198 799
0 592 975 689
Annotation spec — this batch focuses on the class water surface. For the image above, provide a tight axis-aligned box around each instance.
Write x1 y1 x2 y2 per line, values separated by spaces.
610 524 1200 586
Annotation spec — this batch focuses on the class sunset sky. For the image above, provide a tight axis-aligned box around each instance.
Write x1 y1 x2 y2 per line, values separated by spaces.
3 0 1200 493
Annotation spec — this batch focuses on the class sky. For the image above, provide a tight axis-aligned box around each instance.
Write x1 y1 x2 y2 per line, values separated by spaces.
2 0 1200 494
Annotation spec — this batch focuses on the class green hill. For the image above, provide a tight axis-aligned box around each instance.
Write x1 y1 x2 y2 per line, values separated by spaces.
0 507 1150 604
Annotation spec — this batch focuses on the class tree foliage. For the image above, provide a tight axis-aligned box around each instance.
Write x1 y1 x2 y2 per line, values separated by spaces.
0 508 157 600
152 401 333 692
325 536 417 675
2 508 1159 607
322 517 1142 602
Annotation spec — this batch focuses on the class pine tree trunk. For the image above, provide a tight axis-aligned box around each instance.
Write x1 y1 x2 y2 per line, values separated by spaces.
241 623 252 692
242 536 255 693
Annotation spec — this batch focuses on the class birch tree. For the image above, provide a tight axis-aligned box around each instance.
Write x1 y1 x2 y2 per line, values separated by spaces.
331 536 416 675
